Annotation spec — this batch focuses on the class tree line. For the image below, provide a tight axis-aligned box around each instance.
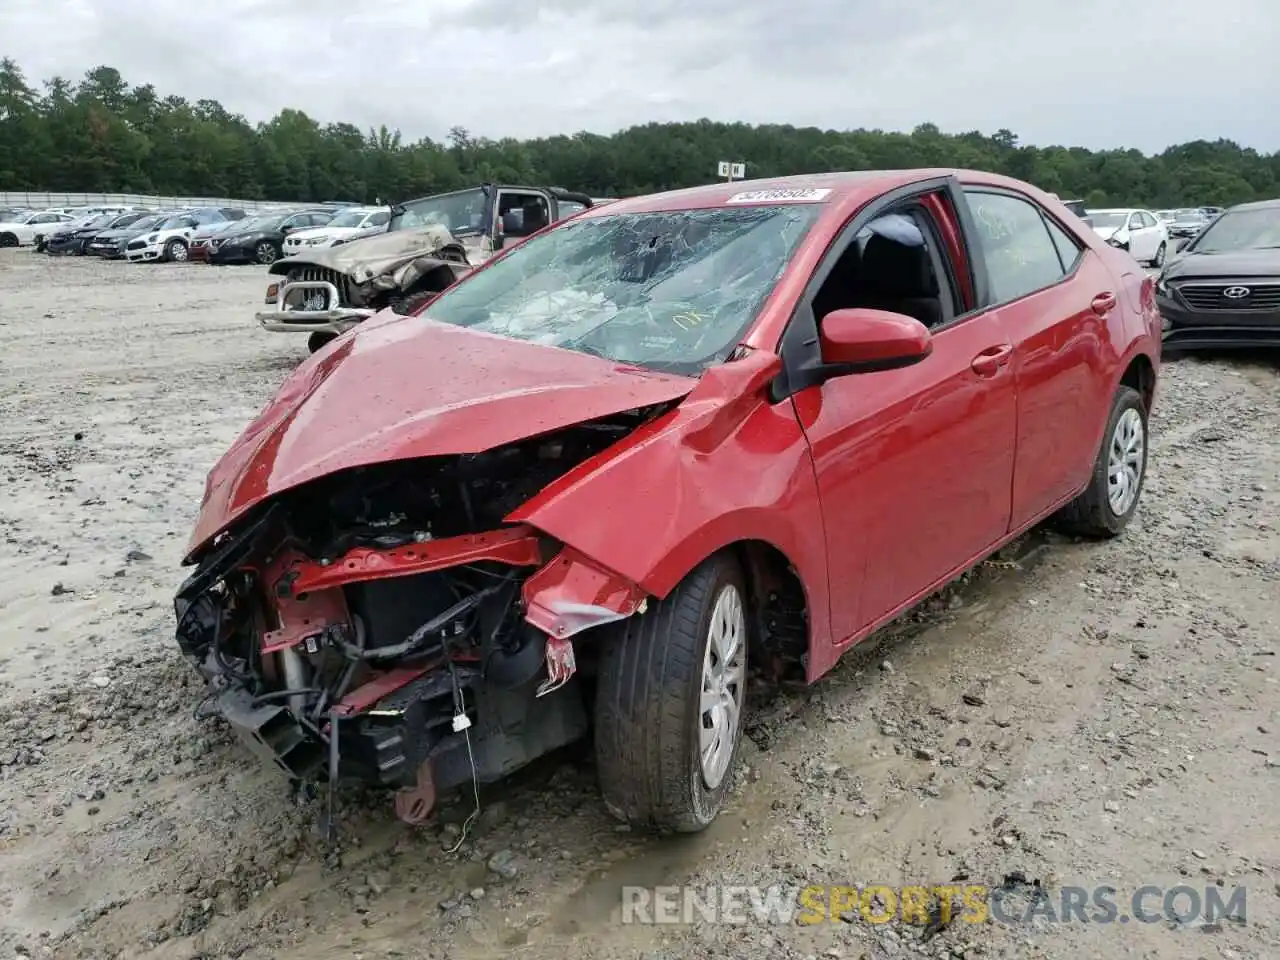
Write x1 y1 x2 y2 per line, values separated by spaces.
1 60 1277 209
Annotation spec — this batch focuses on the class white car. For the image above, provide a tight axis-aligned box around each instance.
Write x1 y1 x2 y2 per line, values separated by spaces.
0 210 76 247
1088 208 1170 267
124 207 246 262
282 206 390 255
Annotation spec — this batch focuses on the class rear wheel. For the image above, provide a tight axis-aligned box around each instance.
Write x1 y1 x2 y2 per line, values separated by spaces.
594 552 748 832
307 332 338 353
1054 385 1148 537
165 238 188 262
1151 242 1166 267
0 232 16 247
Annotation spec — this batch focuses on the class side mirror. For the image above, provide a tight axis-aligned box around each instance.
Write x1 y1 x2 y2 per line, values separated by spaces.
819 308 933 372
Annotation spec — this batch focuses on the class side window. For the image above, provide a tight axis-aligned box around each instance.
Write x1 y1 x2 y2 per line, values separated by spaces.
497 192 550 238
34 213 58 223
1144 212 1159 228
964 191 1068 303
1127 212 1143 229
1044 217 1082 272
367 211 389 227
808 200 956 330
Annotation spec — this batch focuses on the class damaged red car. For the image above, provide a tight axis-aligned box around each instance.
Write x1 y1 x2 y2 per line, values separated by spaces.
176 170 1161 833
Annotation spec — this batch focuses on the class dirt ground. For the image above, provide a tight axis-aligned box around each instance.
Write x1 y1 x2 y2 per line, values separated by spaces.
0 249 1277 960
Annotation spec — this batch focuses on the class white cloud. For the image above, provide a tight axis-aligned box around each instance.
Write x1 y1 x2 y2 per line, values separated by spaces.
4 0 1278 152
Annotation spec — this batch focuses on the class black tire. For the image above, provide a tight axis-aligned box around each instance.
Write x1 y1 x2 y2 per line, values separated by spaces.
254 240 279 265
164 238 188 262
391 289 436 316
594 552 748 833
1151 242 1166 267
1054 385 1148 538
307 332 338 353
0 232 16 247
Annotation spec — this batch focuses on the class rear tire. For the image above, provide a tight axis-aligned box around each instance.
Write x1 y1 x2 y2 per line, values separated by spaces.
0 232 16 247
1054 385 1148 538
594 552 748 833
1151 242 1166 267
307 332 338 353
255 240 279 265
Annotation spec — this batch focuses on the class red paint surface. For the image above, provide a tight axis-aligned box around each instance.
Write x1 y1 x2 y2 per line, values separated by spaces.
188 168 1159 687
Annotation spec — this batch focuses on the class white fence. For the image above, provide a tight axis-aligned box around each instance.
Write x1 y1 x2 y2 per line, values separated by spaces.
0 191 310 212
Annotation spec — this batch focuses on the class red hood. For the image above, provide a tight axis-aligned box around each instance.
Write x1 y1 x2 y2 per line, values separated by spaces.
186 315 697 558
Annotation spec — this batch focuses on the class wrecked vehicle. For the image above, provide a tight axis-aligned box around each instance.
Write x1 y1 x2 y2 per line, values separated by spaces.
254 184 595 353
179 170 1160 835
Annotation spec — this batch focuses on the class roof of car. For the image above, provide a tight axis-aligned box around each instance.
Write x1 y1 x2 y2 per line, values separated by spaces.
580 169 1048 216
1228 197 1280 212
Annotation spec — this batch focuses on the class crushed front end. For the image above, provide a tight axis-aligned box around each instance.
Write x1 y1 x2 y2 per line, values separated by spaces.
174 418 653 824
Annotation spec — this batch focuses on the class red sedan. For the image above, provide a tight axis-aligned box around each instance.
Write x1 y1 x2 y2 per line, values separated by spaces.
175 169 1160 834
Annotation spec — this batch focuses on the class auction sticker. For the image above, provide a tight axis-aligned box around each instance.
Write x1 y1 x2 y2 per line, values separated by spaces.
726 188 832 203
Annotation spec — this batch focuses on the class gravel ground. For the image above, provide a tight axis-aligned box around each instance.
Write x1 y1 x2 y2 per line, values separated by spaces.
0 250 1277 960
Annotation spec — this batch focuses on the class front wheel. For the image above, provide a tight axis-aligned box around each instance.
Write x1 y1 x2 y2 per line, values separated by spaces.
307 332 338 353
0 232 16 247
1054 385 1148 537
594 552 748 832
165 239 188 262
254 240 279 265
1151 242 1166 267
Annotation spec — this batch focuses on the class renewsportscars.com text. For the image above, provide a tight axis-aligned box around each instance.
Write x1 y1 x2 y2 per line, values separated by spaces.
621 883 1248 927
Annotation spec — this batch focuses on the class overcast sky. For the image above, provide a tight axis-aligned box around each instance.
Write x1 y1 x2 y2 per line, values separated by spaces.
5 0 1278 154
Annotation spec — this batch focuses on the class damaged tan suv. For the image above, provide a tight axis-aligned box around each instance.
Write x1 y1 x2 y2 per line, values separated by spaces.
255 184 596 353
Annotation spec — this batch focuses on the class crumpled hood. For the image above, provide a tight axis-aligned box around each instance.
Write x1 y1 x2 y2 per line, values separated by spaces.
269 223 471 282
1162 247 1280 280
185 316 697 559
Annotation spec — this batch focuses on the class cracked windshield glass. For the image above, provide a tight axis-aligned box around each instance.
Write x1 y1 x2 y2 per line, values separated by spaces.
422 203 822 375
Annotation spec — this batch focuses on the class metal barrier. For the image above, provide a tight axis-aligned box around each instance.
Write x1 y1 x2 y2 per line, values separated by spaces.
0 191 356 212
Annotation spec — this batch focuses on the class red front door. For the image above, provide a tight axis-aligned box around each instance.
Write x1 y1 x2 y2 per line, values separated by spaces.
797 311 1017 641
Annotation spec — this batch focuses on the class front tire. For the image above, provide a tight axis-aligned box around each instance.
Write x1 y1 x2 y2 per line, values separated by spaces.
0 232 17 247
594 552 748 833
1054 385 1148 537
165 238 188 262
254 240 279 265
307 332 338 353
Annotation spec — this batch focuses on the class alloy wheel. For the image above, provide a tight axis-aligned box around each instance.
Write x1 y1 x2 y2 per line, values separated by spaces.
699 582 746 790
1107 407 1145 516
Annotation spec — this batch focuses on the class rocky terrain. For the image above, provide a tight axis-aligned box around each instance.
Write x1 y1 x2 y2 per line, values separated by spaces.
1 250 1276 960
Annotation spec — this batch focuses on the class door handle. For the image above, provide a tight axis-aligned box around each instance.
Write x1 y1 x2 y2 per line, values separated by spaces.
1091 292 1117 315
970 344 1013 377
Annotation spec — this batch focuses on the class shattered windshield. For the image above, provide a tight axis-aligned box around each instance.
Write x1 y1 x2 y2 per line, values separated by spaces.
391 188 487 235
423 204 822 376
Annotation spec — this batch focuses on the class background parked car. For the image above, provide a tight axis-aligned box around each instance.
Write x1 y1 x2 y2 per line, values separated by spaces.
1059 198 1093 227
85 212 173 259
46 210 152 256
281 206 390 255
208 208 336 265
1088 208 1169 266
188 219 247 262
0 209 75 247
1156 197 1280 351
125 207 247 262
1167 208 1210 241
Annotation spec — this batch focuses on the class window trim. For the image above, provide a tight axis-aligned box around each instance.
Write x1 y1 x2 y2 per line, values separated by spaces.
958 185 1087 310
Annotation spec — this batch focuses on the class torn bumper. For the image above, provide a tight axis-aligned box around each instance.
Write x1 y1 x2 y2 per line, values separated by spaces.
254 279 374 336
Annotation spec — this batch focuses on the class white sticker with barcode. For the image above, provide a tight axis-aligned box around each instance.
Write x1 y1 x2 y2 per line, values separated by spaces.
726 188 832 204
